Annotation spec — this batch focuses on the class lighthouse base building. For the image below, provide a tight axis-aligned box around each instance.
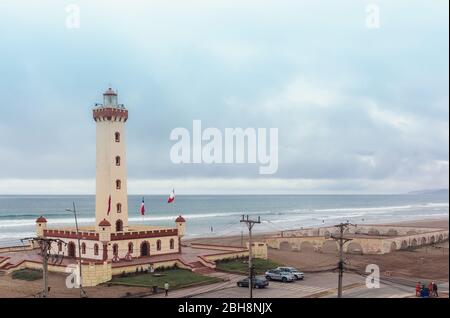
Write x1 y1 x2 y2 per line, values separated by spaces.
0 88 250 287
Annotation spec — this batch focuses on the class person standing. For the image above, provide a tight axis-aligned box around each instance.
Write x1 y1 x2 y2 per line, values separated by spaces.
164 282 169 297
415 282 421 297
433 282 438 297
428 282 434 297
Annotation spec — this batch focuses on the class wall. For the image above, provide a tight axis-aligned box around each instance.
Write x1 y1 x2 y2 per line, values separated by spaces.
45 234 180 261
81 261 112 287
267 228 449 255
246 242 268 259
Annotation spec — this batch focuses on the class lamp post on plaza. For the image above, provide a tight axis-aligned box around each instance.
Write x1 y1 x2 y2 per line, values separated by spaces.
66 201 88 298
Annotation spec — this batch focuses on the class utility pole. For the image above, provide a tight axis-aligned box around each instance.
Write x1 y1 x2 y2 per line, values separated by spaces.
22 237 66 298
331 222 354 298
240 214 261 299
42 240 49 297
66 202 88 298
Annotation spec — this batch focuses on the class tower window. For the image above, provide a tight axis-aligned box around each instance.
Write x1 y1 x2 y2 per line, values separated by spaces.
128 242 133 254
115 156 121 166
115 132 120 142
156 240 162 251
58 242 62 252
170 239 174 250
116 179 121 189
117 203 122 213
94 244 99 256
81 242 86 254
116 219 123 232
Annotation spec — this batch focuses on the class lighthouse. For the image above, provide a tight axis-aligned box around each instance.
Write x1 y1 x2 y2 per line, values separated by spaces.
93 88 129 233
35 88 186 274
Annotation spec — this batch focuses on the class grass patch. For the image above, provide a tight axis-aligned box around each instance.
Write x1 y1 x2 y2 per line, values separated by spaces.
215 258 282 275
12 269 43 281
109 269 222 290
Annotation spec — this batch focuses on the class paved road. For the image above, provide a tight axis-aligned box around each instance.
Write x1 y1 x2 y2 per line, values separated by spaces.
146 270 446 298
194 272 365 298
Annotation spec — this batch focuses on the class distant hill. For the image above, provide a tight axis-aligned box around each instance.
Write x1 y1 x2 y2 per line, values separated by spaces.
408 189 449 195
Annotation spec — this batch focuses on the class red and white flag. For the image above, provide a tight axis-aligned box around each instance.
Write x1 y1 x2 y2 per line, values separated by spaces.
107 195 111 215
167 189 175 203
140 197 145 215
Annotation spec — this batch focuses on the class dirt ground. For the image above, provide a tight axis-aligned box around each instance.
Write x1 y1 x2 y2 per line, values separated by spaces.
0 272 150 298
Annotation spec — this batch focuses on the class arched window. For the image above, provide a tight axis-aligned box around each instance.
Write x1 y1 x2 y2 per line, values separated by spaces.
116 203 122 213
81 242 86 254
113 243 118 256
156 240 162 251
128 242 133 254
170 239 174 250
116 219 123 232
58 241 62 252
115 156 121 166
94 244 99 256
115 132 120 142
116 179 121 189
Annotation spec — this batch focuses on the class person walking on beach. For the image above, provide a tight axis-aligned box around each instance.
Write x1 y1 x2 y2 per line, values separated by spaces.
416 282 421 297
432 282 438 297
164 282 169 297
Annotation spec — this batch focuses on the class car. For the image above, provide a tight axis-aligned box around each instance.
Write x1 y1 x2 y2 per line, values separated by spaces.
237 276 269 289
264 269 296 282
276 267 304 280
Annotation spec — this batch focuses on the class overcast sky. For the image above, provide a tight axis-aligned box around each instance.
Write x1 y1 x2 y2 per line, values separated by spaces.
0 0 448 194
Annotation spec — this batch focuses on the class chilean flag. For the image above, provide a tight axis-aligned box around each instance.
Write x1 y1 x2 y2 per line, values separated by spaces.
140 197 145 215
107 195 111 215
167 189 175 203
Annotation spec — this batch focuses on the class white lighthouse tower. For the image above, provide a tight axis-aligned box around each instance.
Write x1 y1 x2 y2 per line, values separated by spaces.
93 88 129 233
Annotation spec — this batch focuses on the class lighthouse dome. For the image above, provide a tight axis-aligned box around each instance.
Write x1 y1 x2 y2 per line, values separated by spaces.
103 87 118 106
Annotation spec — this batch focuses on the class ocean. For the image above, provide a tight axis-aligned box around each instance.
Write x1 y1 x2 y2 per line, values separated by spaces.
0 194 448 246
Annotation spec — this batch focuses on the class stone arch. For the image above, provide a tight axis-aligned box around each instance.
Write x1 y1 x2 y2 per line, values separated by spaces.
411 238 418 247
300 241 314 252
390 242 397 252
279 241 292 251
322 240 338 254
346 242 363 254
67 242 76 258
421 237 427 245
386 229 398 236
438 234 444 242
368 228 380 236
430 236 435 244
401 240 408 249
140 241 150 257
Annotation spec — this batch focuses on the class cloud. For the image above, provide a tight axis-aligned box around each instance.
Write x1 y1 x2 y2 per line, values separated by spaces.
0 0 448 193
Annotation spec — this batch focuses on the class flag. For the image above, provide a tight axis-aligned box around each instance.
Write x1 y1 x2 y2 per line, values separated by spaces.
107 195 111 215
140 197 145 215
167 189 175 203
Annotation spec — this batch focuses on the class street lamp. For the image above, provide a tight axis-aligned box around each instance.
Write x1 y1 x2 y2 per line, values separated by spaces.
66 201 87 298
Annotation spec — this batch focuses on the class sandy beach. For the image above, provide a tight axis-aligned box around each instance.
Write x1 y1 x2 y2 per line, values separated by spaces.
0 217 448 298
